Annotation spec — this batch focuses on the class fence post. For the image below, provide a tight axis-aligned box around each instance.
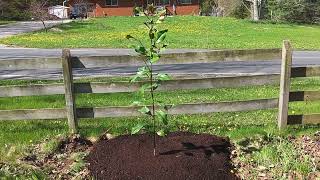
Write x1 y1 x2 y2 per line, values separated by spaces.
278 40 293 129
62 49 78 133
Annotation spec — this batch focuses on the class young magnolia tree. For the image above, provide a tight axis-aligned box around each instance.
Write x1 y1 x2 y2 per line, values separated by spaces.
126 5 170 156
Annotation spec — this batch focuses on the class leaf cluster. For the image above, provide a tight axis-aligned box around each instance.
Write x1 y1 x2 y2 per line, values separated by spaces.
126 5 171 137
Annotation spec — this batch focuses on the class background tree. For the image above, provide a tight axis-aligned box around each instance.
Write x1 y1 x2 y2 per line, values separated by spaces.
29 0 50 32
0 0 6 18
0 0 61 20
266 0 320 24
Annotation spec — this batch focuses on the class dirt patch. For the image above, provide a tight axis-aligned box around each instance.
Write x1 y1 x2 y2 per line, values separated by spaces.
21 134 93 179
296 132 320 167
293 131 320 178
87 132 238 180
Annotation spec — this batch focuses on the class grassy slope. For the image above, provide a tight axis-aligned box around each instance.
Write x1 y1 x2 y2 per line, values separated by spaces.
1 16 320 49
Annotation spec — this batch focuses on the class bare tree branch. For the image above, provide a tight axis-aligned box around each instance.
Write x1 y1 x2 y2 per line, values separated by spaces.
29 0 50 32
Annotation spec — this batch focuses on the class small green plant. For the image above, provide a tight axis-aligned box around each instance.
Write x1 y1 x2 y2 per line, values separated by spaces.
126 5 170 156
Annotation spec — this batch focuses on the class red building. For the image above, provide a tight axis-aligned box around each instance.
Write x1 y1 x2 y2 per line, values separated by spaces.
68 0 200 17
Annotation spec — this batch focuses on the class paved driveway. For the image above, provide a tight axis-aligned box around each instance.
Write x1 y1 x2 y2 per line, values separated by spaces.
0 20 71 39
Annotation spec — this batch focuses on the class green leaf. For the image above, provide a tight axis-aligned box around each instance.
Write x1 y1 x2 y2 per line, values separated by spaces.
131 101 142 106
139 106 151 116
135 46 147 55
130 74 142 82
151 83 159 90
150 53 160 63
156 110 168 125
137 66 150 77
156 29 168 44
157 73 171 81
160 44 168 52
140 84 150 91
130 67 150 82
131 123 145 135
157 129 166 136
138 83 158 92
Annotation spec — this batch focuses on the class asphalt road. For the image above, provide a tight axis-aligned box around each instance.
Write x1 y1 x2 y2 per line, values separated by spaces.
0 20 71 39
0 49 319 80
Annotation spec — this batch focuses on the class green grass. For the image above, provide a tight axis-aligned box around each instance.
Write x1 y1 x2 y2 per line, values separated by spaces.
0 77 319 178
0 21 15 25
245 138 315 178
1 77 319 110
1 16 320 49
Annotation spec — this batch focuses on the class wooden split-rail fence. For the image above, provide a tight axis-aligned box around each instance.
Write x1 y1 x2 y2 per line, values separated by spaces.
278 41 320 129
0 42 319 133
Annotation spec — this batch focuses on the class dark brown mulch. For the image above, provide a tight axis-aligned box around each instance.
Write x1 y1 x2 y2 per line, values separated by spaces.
87 132 238 180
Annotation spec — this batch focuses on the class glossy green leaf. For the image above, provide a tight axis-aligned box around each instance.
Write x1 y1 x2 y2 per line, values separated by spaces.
130 74 142 82
151 83 159 90
140 83 150 91
157 129 166 136
135 46 147 55
150 53 160 63
137 66 150 76
139 106 151 116
156 110 168 125
131 123 145 135
156 29 168 44
157 73 171 81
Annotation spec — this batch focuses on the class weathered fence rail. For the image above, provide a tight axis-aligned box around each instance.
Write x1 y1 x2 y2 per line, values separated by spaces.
0 74 279 97
278 41 320 129
0 48 281 70
0 98 279 120
0 46 318 132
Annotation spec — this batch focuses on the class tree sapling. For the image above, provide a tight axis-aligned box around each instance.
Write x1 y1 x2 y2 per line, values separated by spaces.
126 5 171 156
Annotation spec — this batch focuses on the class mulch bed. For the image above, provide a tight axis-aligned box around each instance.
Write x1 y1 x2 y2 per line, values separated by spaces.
87 132 238 180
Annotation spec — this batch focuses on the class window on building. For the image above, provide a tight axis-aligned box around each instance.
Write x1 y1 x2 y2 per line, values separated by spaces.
180 0 191 4
106 0 118 6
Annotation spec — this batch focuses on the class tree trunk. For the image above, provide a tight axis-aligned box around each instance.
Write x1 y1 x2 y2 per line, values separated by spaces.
253 0 259 21
41 20 47 32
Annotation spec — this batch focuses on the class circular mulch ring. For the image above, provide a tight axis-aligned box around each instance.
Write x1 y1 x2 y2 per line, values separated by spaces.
87 132 238 180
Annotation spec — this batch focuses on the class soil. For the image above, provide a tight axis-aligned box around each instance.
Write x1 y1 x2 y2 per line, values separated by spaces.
87 132 238 180
293 131 320 179
21 134 93 179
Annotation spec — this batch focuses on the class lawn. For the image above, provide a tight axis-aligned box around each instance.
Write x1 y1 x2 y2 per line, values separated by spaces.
1 16 320 49
0 77 319 178
0 21 15 25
